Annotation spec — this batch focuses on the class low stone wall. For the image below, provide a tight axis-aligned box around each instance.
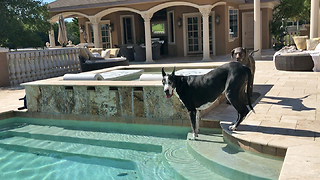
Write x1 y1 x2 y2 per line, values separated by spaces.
23 63 225 125
25 84 190 121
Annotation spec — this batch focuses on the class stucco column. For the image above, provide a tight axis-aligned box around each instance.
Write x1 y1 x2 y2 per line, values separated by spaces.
254 0 261 58
310 0 319 39
49 28 56 47
141 12 154 63
199 6 212 61
89 17 101 48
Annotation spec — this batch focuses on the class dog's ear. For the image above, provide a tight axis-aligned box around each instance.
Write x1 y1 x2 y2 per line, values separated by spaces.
243 48 248 55
231 49 235 58
162 67 166 77
172 67 175 76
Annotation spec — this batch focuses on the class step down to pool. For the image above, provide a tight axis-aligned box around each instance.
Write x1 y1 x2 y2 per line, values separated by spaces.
0 136 138 170
187 132 283 180
4 124 162 153
164 143 228 180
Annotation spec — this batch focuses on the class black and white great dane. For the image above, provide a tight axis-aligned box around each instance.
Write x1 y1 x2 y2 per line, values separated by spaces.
162 62 254 139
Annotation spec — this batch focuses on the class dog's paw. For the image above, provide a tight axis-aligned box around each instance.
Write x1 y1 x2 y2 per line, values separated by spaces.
189 133 198 140
228 124 237 131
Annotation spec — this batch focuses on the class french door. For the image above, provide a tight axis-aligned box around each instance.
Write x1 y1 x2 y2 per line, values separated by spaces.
185 13 214 54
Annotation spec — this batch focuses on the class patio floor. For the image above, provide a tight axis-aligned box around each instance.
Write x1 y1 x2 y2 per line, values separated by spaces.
1 49 319 179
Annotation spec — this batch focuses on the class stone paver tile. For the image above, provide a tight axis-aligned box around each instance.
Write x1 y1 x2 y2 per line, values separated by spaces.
280 115 301 124
286 143 320 156
268 135 314 149
249 133 276 146
279 153 320 180
260 120 296 130
246 114 281 121
251 104 272 113
296 120 320 132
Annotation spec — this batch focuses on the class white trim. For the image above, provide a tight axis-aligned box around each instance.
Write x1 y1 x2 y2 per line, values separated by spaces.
120 15 136 45
183 13 187 56
212 11 216 56
85 21 92 43
239 2 279 10
167 10 176 45
228 6 239 42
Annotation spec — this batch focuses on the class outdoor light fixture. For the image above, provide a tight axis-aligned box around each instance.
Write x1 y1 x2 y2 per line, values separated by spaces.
215 14 220 26
107 23 114 32
177 17 182 28
79 24 85 33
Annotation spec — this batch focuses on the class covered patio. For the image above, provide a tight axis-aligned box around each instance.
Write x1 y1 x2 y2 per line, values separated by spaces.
47 0 280 62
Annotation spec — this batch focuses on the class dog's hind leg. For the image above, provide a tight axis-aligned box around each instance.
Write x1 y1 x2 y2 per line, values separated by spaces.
226 90 249 131
228 99 249 131
188 110 198 140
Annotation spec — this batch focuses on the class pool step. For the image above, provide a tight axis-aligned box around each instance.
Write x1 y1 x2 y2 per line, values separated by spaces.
0 136 138 170
5 123 163 153
164 143 228 180
187 132 283 180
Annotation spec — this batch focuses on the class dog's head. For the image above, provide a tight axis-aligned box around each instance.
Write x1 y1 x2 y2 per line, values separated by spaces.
231 47 247 62
162 67 176 98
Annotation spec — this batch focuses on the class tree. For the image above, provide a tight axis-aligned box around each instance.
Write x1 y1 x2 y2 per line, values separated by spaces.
0 0 51 49
66 18 80 45
270 0 311 49
51 18 80 46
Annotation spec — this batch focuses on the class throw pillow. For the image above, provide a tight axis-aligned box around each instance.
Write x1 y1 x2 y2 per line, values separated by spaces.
79 48 90 60
293 36 308 50
307 38 320 50
101 49 111 58
315 43 320 51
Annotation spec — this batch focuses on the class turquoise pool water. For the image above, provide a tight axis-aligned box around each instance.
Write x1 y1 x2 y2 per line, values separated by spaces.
0 117 283 180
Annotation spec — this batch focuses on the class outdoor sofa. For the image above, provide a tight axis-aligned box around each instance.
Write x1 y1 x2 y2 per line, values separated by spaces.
274 36 320 71
79 48 128 72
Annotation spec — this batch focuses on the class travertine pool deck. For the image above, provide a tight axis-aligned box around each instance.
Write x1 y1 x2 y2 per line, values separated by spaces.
1 50 320 179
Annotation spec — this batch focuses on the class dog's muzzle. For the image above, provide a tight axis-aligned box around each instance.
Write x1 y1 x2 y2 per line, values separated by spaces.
164 89 173 98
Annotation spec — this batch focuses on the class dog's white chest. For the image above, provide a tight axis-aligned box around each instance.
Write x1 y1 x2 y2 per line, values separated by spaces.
196 101 215 111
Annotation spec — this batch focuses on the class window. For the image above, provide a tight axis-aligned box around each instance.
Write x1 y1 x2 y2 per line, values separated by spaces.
229 7 238 41
90 25 94 43
121 15 135 44
151 22 166 36
167 11 175 44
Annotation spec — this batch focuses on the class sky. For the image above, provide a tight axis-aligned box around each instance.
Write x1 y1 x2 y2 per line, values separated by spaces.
42 0 55 4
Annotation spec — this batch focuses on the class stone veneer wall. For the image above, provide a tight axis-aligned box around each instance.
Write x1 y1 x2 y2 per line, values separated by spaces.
25 85 190 122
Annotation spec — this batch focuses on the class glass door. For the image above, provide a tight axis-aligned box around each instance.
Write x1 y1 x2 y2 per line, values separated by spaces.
100 24 112 49
186 14 213 54
187 16 201 54
121 16 135 44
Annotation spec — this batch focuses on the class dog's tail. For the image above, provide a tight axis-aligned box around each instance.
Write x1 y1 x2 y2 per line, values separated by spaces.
249 49 259 57
246 67 255 113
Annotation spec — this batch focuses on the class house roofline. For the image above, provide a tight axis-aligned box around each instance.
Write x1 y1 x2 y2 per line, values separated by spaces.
48 0 167 12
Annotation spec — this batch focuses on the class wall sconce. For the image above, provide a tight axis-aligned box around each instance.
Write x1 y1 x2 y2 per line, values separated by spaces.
79 24 85 33
177 17 182 28
215 14 220 26
107 23 114 32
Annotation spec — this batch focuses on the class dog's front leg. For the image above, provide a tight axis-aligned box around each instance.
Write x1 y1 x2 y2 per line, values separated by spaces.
189 110 198 140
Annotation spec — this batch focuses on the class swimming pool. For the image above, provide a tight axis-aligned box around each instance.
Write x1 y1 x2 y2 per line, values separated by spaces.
0 117 283 180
